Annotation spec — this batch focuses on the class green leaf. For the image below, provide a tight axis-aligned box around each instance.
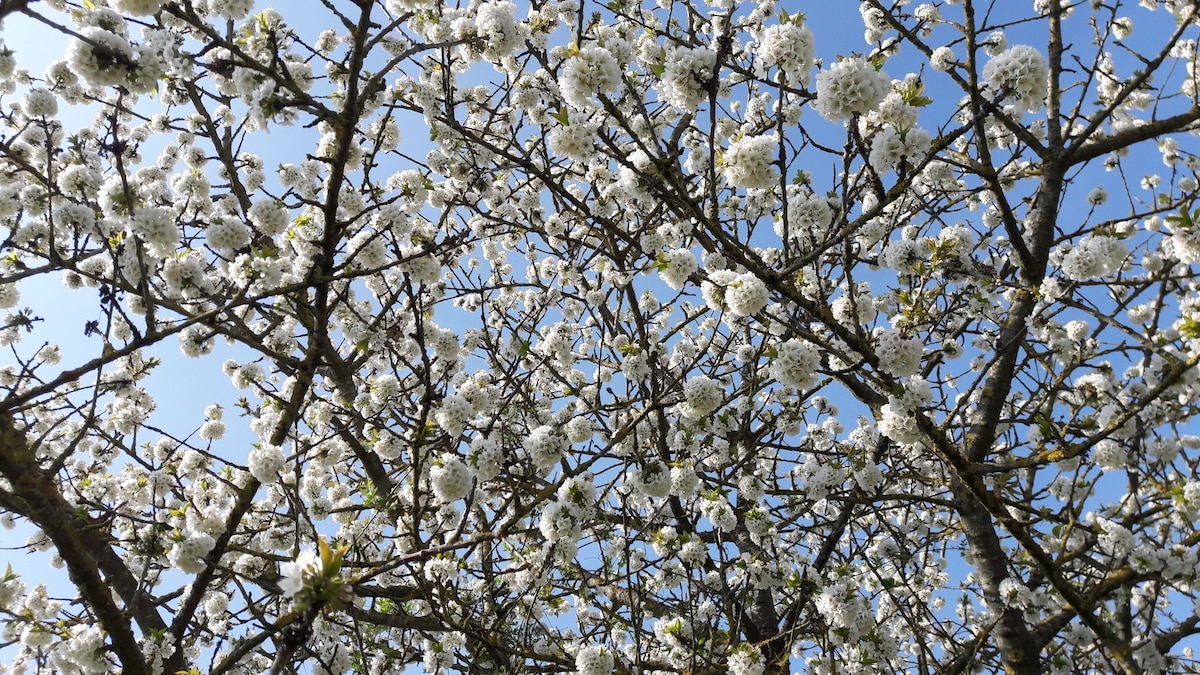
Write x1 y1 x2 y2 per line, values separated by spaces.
550 108 571 126
1180 317 1200 339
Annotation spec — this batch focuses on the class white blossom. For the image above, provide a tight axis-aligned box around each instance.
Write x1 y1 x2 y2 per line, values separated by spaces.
430 454 475 503
278 550 321 598
722 134 779 189
658 248 698 290
659 46 717 111
575 644 614 675
680 375 723 419
248 443 286 483
1061 235 1128 280
757 22 815 85
0 284 19 309
931 46 956 71
561 45 622 109
814 57 891 121
875 328 923 377
982 44 1048 114
770 339 820 388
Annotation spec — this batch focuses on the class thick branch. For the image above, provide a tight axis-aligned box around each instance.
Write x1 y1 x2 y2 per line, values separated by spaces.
0 410 155 675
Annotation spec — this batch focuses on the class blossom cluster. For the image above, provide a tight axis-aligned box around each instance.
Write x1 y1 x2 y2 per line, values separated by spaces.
756 20 815 85
814 57 891 121
982 45 1049 115
722 134 780 189
701 270 770 317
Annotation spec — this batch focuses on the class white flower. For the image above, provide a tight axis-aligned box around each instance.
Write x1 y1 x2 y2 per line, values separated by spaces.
113 0 164 15
728 646 765 675
35 345 61 366
757 22 815 85
131 206 179 248
403 254 442 285
564 416 594 444
435 394 474 436
0 284 19 309
982 45 1048 115
658 248 698 290
248 200 289 237
248 443 286 483
671 462 700 497
1095 440 1128 471
631 460 672 498
278 550 322 598
473 0 521 62
169 533 216 574
770 339 820 388
680 375 723 419
875 328 922 377
868 126 932 174
1064 320 1090 342
1167 218 1200 264
199 419 225 441
1093 515 1135 559
210 0 253 20
930 46 956 72
869 90 921 130
387 0 434 11
785 193 835 239
878 402 922 444
678 538 707 565
349 231 388 268
539 476 595 555
936 224 976 261
23 88 57 118
984 30 1008 57
548 108 602 160
575 644 614 675
430 454 475 503
881 238 930 273
525 424 567 472
58 165 101 197
700 265 768 314
813 57 891 121
1112 17 1133 40
0 185 22 219
723 272 769 317
997 577 1031 608
206 215 250 251
914 3 941 22
659 46 716 111
1061 235 1127 280
67 28 135 87
561 45 622 109
699 493 737 530
722 134 779 189
230 362 264 389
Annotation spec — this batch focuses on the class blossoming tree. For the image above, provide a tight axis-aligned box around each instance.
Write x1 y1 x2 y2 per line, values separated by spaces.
2 0 1200 673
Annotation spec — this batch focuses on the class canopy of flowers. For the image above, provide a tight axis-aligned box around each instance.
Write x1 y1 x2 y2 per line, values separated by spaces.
1 1 1200 674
